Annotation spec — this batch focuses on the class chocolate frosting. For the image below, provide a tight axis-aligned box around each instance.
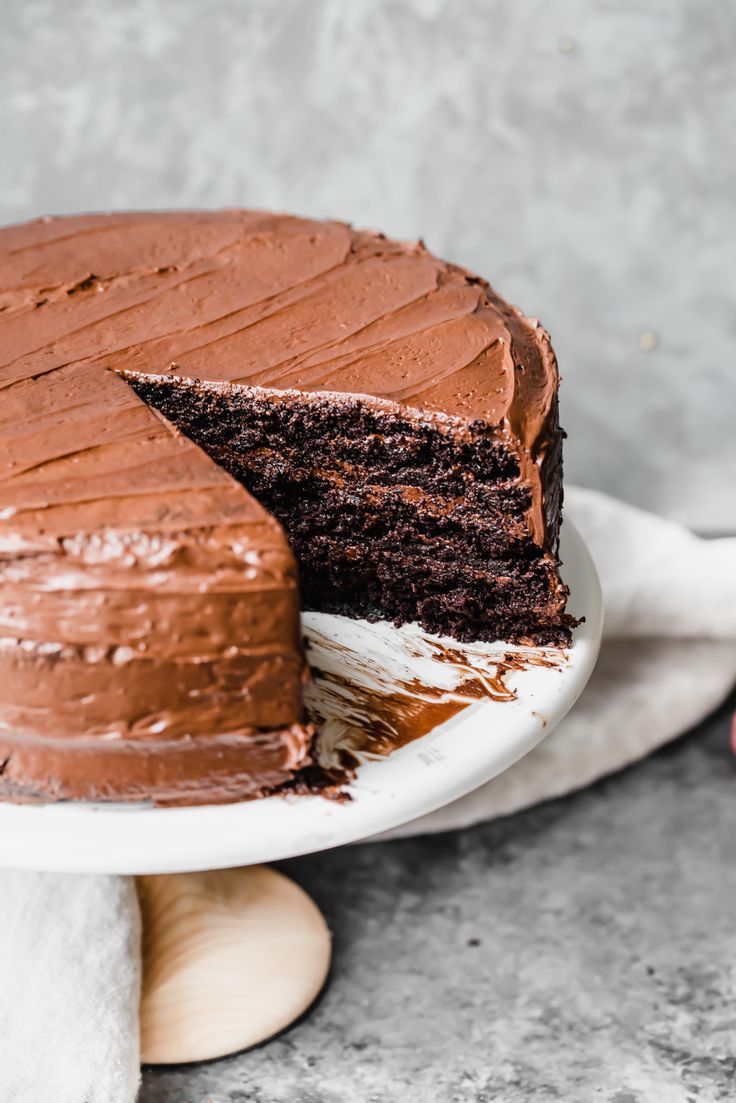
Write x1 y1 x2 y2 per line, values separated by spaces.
0 210 561 803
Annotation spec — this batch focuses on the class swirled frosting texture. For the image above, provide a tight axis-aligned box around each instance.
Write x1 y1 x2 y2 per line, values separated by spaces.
0 210 561 803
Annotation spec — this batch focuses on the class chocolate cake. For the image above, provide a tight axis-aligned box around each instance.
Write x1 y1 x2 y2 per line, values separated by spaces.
0 210 572 806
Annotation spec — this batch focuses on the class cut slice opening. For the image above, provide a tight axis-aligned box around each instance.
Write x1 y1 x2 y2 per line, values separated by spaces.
125 372 573 646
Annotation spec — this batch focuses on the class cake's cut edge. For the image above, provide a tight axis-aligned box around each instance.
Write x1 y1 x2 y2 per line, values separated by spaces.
124 372 576 648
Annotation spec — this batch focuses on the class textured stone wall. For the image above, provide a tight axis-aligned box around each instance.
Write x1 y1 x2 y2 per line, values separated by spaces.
2 0 734 529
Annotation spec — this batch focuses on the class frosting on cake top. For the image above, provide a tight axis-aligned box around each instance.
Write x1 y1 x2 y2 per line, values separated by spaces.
0 209 559 545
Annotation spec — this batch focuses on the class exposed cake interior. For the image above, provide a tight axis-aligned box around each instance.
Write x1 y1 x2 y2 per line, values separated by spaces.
126 374 572 646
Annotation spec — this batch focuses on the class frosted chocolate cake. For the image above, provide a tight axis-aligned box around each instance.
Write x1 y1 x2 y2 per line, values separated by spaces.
0 210 573 805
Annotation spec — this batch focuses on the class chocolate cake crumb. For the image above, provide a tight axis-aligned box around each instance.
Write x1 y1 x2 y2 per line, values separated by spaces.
128 377 574 646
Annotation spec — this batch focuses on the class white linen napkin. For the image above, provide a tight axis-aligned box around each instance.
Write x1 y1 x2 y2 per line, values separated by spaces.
0 873 141 1103
1 487 734 1102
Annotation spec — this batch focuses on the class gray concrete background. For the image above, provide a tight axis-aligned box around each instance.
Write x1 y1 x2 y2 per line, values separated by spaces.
140 693 736 1103
1 0 734 529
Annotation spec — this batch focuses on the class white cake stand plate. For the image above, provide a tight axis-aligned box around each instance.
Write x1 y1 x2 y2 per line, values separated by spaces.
0 522 601 1064
0 521 601 876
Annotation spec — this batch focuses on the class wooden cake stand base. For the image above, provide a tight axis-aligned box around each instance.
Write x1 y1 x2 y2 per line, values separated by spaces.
137 866 331 1065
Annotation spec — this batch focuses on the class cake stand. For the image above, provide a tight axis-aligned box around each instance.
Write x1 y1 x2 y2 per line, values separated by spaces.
0 521 602 1062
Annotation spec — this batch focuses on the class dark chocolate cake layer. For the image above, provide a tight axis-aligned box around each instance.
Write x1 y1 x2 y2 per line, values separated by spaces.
0 209 572 805
127 378 571 646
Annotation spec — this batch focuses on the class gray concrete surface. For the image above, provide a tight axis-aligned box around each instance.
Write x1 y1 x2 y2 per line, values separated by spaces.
1 0 735 530
140 692 736 1103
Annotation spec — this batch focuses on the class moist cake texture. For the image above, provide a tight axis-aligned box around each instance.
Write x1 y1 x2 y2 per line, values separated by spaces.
127 378 569 646
0 209 572 805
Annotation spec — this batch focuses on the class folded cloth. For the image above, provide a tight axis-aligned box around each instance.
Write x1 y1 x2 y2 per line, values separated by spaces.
1 488 734 1102
0 873 141 1103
